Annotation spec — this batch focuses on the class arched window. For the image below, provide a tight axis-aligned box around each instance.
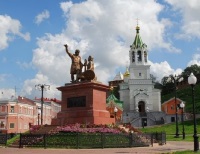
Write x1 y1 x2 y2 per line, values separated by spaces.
144 51 147 62
132 51 135 62
137 51 142 62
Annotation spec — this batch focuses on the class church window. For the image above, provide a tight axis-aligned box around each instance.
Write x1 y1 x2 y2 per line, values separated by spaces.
144 51 147 62
137 51 142 62
132 51 135 62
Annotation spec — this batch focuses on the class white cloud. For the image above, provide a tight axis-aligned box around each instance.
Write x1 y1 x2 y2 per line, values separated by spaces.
0 15 30 51
187 53 200 66
165 0 200 39
149 61 182 82
21 73 61 99
16 61 32 70
60 1 73 16
0 88 15 100
21 0 181 99
35 10 50 25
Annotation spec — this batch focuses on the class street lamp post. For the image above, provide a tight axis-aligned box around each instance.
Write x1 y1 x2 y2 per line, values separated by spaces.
188 72 199 152
167 74 183 138
114 107 118 122
180 101 185 139
35 84 50 126
37 108 41 125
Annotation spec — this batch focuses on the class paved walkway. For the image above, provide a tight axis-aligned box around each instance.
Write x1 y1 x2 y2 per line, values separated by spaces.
0 141 195 154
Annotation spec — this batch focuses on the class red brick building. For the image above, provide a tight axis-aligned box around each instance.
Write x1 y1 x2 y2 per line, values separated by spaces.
161 97 184 123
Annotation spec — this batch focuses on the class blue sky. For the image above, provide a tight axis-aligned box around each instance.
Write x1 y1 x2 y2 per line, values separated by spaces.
0 0 200 99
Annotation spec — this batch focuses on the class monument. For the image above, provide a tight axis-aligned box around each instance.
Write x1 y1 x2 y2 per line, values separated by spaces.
51 45 114 125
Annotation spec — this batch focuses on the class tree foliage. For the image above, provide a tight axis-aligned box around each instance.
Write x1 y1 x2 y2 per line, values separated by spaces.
181 64 200 80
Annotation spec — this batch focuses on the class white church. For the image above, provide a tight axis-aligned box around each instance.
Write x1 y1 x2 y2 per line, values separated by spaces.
119 25 165 127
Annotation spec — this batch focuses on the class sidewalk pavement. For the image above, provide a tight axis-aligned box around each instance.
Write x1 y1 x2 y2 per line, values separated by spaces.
0 141 196 154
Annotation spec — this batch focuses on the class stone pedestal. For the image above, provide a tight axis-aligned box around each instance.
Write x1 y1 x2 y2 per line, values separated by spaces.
51 81 115 125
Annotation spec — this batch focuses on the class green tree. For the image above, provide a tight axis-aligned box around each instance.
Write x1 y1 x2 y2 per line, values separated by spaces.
181 64 200 81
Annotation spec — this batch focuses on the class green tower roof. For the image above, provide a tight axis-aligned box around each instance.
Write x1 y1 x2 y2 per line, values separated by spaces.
131 26 144 49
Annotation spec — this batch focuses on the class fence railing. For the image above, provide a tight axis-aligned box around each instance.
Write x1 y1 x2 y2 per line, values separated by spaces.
0 133 17 146
0 134 7 146
18 132 166 149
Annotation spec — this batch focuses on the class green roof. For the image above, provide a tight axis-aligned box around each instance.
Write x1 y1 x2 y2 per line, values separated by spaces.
131 26 144 49
106 93 123 110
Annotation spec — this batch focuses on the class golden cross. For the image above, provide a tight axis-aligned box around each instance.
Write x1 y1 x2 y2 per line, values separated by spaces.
136 18 140 26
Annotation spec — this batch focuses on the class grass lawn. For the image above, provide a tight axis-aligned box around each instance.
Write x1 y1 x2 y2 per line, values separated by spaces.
138 118 200 142
138 119 200 153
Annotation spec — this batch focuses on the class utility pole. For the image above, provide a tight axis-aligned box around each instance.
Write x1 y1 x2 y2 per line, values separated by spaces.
35 84 50 125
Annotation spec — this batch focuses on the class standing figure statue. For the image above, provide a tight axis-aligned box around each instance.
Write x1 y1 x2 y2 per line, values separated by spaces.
64 44 83 82
87 55 94 71
83 55 96 81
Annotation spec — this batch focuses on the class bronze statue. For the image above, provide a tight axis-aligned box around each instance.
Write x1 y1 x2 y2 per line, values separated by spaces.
64 44 83 82
64 44 96 82
87 55 94 71
84 55 96 81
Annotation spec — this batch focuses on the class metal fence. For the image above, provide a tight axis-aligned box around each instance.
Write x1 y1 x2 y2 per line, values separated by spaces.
18 132 166 149
0 133 17 146
0 134 7 146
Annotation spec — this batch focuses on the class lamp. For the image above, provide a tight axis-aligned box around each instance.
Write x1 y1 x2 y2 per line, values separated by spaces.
188 72 199 152
167 74 183 138
37 107 41 125
114 107 118 122
180 102 185 139
35 84 50 125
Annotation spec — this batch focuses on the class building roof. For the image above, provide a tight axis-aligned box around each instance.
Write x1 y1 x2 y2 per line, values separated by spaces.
162 97 185 106
18 96 35 106
123 67 130 77
131 26 146 49
106 93 123 110
113 72 124 80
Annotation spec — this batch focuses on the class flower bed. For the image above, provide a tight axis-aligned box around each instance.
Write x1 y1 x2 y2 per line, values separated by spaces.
30 123 127 135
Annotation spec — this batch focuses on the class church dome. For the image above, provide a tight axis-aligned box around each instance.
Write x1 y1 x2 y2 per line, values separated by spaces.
123 67 130 77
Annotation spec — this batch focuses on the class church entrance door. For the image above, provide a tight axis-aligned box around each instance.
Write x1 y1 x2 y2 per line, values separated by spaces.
138 101 145 112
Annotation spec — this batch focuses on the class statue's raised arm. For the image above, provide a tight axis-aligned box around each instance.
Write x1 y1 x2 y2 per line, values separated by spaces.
64 44 72 57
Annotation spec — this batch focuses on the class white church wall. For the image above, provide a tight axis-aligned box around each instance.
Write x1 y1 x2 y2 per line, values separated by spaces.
151 91 161 111
119 89 130 111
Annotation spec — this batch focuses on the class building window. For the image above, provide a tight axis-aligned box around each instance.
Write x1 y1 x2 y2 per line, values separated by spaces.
10 106 14 113
139 73 142 77
144 51 147 62
0 121 5 128
137 51 142 62
25 107 27 114
24 124 28 129
10 123 15 129
132 51 135 62
19 107 22 113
